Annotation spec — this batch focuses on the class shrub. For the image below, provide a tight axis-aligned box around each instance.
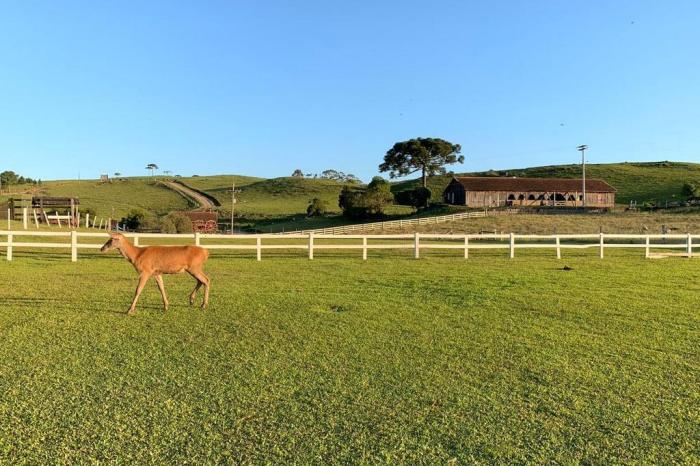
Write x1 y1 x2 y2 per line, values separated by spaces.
394 187 432 208
339 177 393 219
681 182 699 199
120 209 151 231
160 212 193 233
307 198 328 217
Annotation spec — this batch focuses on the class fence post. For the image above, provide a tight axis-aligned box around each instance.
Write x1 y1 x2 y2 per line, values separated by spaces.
33 209 39 228
509 233 515 259
687 233 692 258
85 213 90 228
645 235 650 258
6 233 12 261
555 236 561 259
414 232 420 259
107 218 111 231
464 235 469 259
71 230 78 262
362 236 367 260
133 235 140 246
256 237 262 261
599 233 604 259
7 209 11 230
22 207 28 230
194 232 201 246
308 232 314 260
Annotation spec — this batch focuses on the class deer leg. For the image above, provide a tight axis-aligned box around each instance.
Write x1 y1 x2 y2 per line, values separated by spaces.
154 275 169 311
189 270 210 309
189 279 202 306
128 273 151 315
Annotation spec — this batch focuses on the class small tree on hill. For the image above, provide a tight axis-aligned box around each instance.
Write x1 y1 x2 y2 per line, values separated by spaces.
681 182 699 199
292 169 304 178
145 163 159 177
306 198 328 217
379 137 463 188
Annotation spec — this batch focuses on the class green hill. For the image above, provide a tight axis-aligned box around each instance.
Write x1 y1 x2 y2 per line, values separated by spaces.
38 178 190 219
181 175 347 217
395 161 700 205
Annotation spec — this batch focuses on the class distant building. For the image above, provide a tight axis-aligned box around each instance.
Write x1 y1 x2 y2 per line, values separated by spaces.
443 177 616 208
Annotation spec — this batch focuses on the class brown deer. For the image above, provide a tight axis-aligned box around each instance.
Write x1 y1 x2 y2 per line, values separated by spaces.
101 232 210 315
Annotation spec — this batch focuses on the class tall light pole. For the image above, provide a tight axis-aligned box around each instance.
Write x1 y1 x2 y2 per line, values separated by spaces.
577 145 588 208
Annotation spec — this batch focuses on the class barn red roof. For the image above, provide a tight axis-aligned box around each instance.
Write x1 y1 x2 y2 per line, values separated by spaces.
451 177 616 193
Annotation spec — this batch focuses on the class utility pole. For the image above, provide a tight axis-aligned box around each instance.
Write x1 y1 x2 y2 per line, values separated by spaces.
577 145 588 209
230 180 236 234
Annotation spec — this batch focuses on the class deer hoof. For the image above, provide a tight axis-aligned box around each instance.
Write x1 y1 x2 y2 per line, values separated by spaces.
126 309 136 316
200 303 207 310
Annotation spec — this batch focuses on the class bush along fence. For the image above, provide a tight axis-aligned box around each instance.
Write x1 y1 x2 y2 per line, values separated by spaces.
0 230 697 262
280 208 521 234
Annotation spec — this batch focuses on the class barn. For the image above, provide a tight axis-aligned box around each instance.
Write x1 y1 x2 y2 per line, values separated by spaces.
443 177 616 208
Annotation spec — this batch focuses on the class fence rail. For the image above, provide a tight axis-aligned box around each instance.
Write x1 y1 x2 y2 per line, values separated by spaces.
0 230 697 262
281 208 520 234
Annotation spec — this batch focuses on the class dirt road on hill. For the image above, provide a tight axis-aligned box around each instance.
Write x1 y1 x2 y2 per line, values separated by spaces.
161 181 217 211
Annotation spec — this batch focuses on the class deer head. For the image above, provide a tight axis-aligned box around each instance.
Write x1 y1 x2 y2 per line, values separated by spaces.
101 232 126 252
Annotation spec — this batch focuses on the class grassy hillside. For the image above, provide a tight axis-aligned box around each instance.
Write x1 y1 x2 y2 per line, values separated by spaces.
183 176 348 217
395 161 700 205
38 178 191 219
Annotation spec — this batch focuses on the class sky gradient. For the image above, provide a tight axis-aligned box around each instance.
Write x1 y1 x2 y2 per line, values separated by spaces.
1 1 699 181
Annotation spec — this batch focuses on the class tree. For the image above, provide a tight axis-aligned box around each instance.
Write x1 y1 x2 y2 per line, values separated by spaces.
292 169 304 178
321 169 342 180
344 174 361 184
306 198 328 217
395 187 432 208
379 137 463 188
339 177 393 218
681 182 699 199
145 163 159 176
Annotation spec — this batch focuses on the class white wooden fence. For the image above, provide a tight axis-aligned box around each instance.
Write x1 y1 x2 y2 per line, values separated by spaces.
0 230 696 262
281 208 520 234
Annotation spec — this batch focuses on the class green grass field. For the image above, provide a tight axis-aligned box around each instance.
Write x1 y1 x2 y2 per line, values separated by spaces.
0 251 697 463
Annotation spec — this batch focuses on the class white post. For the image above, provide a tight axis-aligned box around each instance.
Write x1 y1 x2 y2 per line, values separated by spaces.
98 219 103 229
687 233 692 258
645 235 650 259
71 230 78 262
55 212 62 228
256 237 262 261
464 235 469 259
509 233 515 259
33 209 39 228
556 236 561 259
308 232 314 260
6 209 10 230
599 232 604 259
362 236 367 260
6 233 12 261
22 207 27 229
414 232 420 259
106 217 111 231
85 213 90 228
194 232 201 246
133 235 140 246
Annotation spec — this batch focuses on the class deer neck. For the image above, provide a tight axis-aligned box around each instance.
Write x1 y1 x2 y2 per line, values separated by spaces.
118 240 141 264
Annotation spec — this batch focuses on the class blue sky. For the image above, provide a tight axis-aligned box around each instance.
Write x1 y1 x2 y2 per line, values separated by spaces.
1 0 699 181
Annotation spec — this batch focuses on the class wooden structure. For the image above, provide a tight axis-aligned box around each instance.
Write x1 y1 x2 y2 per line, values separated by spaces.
30 197 80 227
181 211 218 232
443 177 616 208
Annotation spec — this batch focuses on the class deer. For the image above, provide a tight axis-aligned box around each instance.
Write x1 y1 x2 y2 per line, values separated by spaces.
100 232 210 315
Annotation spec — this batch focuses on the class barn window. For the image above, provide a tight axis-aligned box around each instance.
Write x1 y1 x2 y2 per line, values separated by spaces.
538 194 545 200
507 194 516 200
518 194 525 200
528 194 536 200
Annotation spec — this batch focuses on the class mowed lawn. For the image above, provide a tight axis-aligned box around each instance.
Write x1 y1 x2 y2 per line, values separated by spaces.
0 251 698 464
